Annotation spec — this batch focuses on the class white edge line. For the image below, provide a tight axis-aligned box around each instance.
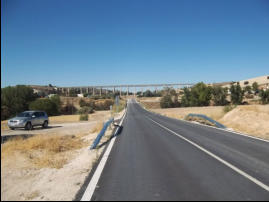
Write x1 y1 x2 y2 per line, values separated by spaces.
142 106 269 143
146 116 269 192
81 107 128 201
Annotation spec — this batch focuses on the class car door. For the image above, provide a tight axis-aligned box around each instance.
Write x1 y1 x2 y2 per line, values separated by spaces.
39 112 45 125
32 112 40 126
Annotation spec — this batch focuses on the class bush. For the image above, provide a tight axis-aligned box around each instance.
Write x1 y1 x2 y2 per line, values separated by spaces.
29 98 59 116
79 99 95 108
29 95 61 116
160 95 174 108
95 99 114 110
79 99 87 107
79 114 88 121
78 106 94 115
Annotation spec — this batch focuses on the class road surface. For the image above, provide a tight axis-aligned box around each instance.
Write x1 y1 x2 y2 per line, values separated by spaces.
85 99 269 201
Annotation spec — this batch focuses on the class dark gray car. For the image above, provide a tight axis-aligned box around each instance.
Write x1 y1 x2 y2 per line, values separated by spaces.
8 111 49 130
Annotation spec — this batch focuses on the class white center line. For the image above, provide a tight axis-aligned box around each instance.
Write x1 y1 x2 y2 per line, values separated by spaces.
147 116 269 192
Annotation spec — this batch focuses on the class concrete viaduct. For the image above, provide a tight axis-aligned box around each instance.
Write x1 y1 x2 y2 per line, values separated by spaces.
57 83 195 97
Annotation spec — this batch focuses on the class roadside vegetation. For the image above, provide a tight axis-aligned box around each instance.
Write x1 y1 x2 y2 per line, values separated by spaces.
1 85 38 120
1 85 118 121
159 82 269 109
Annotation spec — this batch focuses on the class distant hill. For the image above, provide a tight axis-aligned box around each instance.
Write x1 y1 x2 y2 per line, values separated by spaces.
215 75 269 90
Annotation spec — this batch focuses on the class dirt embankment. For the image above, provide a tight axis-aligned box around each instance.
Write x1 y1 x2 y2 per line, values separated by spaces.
219 105 269 140
151 105 269 140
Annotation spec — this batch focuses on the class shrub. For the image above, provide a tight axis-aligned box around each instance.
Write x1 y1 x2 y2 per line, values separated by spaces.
160 95 174 108
79 99 87 107
79 114 88 121
79 98 95 108
29 98 59 116
78 106 94 115
95 99 114 110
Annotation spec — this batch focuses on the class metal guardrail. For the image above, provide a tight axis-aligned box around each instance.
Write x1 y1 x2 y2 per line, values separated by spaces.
90 118 114 150
186 113 226 129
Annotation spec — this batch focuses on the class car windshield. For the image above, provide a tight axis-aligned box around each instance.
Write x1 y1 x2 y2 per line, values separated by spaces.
17 112 32 117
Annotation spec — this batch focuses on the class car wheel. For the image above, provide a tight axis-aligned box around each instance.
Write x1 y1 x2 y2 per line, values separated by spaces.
25 122 32 130
42 121 48 128
10 127 15 130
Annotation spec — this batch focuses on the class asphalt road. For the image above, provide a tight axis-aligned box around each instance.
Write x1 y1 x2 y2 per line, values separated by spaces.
89 99 269 201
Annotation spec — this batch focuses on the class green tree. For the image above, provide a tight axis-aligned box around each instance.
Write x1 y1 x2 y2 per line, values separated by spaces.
252 82 259 95
160 95 174 108
143 90 154 97
1 85 38 120
29 98 59 116
50 95 61 114
181 87 191 107
189 82 211 106
212 86 228 106
259 89 269 104
230 84 244 104
244 85 252 95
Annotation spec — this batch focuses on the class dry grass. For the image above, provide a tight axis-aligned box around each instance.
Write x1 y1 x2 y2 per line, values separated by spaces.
49 115 81 124
152 106 225 121
219 105 269 140
90 122 104 133
1 120 9 131
25 191 40 200
1 134 86 169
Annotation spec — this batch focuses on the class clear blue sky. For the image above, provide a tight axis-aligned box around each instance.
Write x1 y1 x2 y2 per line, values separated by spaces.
1 0 269 87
